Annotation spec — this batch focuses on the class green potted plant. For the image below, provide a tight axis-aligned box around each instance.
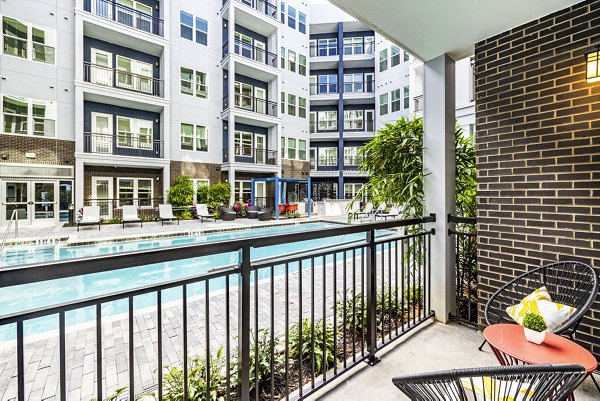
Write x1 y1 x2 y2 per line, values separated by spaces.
522 312 548 344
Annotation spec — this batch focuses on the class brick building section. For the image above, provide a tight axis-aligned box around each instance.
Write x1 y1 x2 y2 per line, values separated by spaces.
170 161 221 184
0 136 75 166
84 166 164 199
282 159 310 178
475 0 600 358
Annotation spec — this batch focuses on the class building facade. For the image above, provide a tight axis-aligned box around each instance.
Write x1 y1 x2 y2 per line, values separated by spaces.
0 0 474 226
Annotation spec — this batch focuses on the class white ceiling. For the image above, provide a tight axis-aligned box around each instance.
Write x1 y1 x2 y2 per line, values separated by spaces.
327 0 584 61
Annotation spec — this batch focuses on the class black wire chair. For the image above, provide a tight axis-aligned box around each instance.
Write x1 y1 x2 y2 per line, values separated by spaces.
480 261 598 344
393 364 586 401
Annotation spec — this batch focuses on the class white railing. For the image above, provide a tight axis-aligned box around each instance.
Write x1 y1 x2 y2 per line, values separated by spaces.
0 209 19 260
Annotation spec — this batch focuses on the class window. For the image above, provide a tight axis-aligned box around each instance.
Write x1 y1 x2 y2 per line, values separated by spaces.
298 97 306 118
391 45 400 67
469 56 476 102
180 11 207 45
344 73 363 93
195 17 208 46
115 56 153 93
298 54 307 76
287 138 296 159
318 74 337 94
318 111 337 131
344 110 363 130
379 49 388 72
192 179 209 203
2 16 55 64
317 38 337 57
391 89 401 112
365 36 375 54
403 86 410 109
180 11 193 40
280 2 286 24
287 6 296 29
309 112 316 133
309 39 317 57
180 123 207 151
2 95 56 137
180 68 207 98
281 136 285 158
280 91 285 114
287 94 296 116
137 179 152 204
234 131 253 156
404 50 409 62
379 93 388 115
299 12 306 34
343 37 362 55
318 147 337 166
280 46 285 68
234 181 252 203
309 148 316 169
118 178 153 206
288 50 296 72
298 140 306 160
344 183 362 200
344 147 359 165
118 179 134 205
116 116 153 149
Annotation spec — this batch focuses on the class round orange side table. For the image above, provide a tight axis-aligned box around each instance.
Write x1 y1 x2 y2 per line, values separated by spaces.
484 324 597 399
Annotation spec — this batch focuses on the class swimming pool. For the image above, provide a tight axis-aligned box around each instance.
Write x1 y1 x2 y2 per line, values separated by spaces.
0 222 387 339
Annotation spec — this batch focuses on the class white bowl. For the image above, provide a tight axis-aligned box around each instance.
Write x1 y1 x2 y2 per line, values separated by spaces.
524 327 546 344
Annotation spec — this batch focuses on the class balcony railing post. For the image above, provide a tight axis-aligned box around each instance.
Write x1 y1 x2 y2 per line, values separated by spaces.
365 229 380 366
238 245 251 401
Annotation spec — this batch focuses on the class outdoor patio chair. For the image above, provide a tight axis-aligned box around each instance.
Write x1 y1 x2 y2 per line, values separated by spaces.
122 205 142 228
352 202 374 221
77 206 101 232
361 203 386 222
479 261 598 350
158 204 179 226
375 204 401 221
220 207 237 221
196 204 217 222
257 207 273 221
246 205 262 219
392 363 586 401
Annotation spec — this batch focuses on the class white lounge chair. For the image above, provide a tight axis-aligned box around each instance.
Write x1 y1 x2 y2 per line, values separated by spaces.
363 203 386 222
159 204 179 226
122 205 142 228
195 204 216 222
77 206 101 231
353 202 374 221
375 204 401 221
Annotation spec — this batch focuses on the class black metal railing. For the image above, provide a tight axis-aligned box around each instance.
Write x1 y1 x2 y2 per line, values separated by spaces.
225 0 278 19
83 198 164 221
0 216 434 401
223 147 278 164
83 62 164 97
223 40 278 67
310 122 338 133
448 215 477 327
83 0 164 36
310 82 338 95
344 80 375 94
83 132 164 158
343 119 375 132
342 42 375 56
414 95 424 112
343 156 363 167
317 157 339 171
223 94 278 117
309 44 338 57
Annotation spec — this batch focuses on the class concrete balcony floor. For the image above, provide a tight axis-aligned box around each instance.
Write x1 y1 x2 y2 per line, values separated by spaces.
310 321 598 400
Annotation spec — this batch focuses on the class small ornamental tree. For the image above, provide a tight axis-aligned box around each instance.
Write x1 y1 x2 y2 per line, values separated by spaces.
208 182 231 206
166 176 193 207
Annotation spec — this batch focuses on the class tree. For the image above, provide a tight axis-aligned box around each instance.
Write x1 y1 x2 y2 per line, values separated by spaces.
355 117 476 218
166 176 194 207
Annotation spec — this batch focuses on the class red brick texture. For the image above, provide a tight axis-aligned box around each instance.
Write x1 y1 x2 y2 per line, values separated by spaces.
475 0 600 358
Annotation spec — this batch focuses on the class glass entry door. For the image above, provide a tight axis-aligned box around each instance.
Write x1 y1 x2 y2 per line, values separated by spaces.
92 177 113 218
255 134 266 164
2 181 58 225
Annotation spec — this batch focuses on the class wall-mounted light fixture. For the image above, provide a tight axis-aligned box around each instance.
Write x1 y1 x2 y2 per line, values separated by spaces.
586 45 600 83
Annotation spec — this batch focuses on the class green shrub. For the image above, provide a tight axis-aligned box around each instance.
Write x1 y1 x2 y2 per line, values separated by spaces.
377 285 403 318
167 176 194 207
335 290 367 335
162 347 230 401
208 202 221 219
176 210 194 220
248 329 285 395
196 184 209 204
403 286 423 308
289 318 336 374
208 182 231 206
101 217 121 225
523 313 547 332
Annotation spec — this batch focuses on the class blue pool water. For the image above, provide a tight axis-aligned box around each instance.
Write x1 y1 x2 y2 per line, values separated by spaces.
0 222 386 339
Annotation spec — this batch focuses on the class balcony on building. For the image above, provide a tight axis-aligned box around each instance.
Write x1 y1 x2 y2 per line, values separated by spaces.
342 75 375 104
222 147 277 165
309 34 375 69
82 0 164 37
222 0 278 22
222 73 279 126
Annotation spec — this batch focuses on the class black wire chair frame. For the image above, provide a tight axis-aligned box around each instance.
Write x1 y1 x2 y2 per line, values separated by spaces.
392 364 586 401
481 261 598 342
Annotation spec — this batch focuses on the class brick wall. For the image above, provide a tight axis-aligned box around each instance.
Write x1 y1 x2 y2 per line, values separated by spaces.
170 161 221 184
0 135 75 166
475 0 600 358
282 160 310 178
84 166 163 199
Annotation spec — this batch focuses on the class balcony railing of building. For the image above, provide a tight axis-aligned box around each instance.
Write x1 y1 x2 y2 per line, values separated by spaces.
316 157 339 171
344 119 375 132
310 121 338 133
223 0 278 19
223 147 278 165
83 132 164 158
310 83 338 95
83 0 164 37
414 95 424 112
0 216 435 401
342 42 375 56
83 62 164 97
448 215 478 327
310 43 375 58
310 81 375 96
83 197 164 220
222 40 278 68
343 156 364 169
223 94 278 117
